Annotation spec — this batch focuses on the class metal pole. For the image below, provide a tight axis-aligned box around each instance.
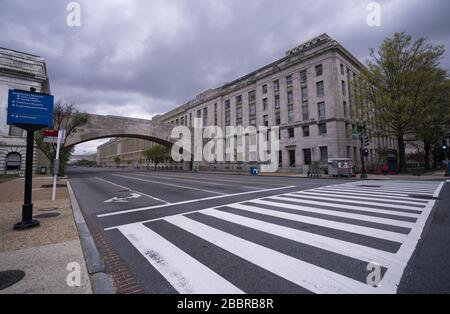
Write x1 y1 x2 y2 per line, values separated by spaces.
52 129 64 201
360 123 368 179
13 127 40 230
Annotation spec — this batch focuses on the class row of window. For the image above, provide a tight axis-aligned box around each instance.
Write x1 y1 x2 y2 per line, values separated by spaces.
281 146 328 168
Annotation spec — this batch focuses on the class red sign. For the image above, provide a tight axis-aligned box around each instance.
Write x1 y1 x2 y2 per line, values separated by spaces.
44 130 59 138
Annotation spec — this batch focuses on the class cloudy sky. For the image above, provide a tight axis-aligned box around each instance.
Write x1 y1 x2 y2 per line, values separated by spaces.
1 0 449 153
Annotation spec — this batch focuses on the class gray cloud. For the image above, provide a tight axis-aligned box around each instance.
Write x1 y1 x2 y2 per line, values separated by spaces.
1 0 449 153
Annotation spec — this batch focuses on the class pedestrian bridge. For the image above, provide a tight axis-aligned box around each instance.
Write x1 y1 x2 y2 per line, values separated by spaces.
65 114 176 148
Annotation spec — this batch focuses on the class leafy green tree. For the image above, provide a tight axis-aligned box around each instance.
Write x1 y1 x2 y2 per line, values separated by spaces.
113 156 121 168
35 101 89 176
144 145 171 170
358 32 446 172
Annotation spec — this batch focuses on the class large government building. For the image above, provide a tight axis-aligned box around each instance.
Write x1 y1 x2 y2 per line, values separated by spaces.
153 34 398 173
0 47 51 175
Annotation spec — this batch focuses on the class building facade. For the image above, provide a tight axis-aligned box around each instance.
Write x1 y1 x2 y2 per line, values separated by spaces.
154 34 397 173
97 137 170 168
0 47 51 175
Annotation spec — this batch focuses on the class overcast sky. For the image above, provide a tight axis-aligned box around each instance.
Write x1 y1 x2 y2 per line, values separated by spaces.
1 0 449 153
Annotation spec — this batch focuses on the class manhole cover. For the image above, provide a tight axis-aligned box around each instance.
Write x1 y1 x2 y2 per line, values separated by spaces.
0 270 25 291
41 184 67 188
34 213 61 219
409 194 437 200
38 207 58 212
357 185 382 188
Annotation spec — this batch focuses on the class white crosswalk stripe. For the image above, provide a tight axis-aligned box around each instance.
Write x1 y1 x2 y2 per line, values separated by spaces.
115 180 443 294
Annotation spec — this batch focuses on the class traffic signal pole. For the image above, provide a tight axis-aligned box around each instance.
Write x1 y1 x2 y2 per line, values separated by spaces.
359 124 368 180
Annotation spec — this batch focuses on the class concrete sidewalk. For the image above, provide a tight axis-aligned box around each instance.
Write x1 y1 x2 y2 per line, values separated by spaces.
0 177 92 294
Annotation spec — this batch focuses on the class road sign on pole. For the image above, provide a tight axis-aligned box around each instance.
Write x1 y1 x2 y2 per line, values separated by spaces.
44 130 59 143
7 89 54 231
52 129 65 202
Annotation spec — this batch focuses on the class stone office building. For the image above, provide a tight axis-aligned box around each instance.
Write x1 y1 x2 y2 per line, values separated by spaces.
97 137 165 168
154 34 397 173
0 47 51 175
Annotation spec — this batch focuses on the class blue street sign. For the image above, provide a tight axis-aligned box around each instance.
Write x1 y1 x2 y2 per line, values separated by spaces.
7 89 54 128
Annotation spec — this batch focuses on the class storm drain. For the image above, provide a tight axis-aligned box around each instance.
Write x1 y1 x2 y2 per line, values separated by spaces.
0 270 25 291
41 184 67 188
34 213 61 219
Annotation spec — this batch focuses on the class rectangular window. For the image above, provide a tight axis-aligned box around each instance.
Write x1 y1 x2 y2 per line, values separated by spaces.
274 80 280 93
275 112 281 126
249 103 256 116
303 149 312 165
288 128 295 138
302 105 309 121
189 113 192 127
225 99 230 110
263 98 268 111
300 70 307 83
225 100 231 126
197 110 201 118
262 84 268 94
214 103 218 125
302 125 310 137
263 115 269 127
342 80 346 96
320 146 328 162
286 75 293 88
315 64 323 76
236 105 243 125
236 95 242 106
343 101 347 118
288 104 294 122
316 81 324 98
287 91 293 105
319 122 327 135
301 87 308 103
203 107 208 126
176 119 179 125
274 95 280 110
250 118 256 127
248 90 256 103
8 125 24 137
289 150 296 167
340 64 344 75
318 102 326 119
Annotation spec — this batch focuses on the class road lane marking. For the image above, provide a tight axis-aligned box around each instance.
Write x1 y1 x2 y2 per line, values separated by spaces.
96 177 170 204
112 174 227 195
200 208 400 269
119 223 243 294
100 185 297 224
229 203 407 243
434 181 445 197
165 215 380 294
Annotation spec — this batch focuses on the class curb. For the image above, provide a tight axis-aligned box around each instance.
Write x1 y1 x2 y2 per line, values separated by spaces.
67 180 115 294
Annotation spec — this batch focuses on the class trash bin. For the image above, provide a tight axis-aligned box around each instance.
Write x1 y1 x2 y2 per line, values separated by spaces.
250 167 258 175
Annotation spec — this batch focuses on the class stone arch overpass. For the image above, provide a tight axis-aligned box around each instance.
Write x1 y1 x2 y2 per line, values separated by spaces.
65 114 176 148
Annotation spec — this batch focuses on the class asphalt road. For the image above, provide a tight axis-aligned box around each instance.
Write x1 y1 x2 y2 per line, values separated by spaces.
67 167 449 294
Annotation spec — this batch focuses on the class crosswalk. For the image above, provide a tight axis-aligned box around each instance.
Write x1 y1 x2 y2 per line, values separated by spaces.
114 180 444 294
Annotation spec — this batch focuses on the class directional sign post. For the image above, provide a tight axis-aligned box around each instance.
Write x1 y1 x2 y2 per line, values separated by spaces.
7 88 54 231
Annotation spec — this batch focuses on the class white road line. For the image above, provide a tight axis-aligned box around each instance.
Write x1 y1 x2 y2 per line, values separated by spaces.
112 174 227 195
201 208 402 269
95 177 169 204
434 181 445 198
380 199 438 293
316 187 413 197
230 203 407 243
132 173 262 190
309 189 429 202
98 185 297 219
336 187 435 196
279 194 424 211
245 198 415 228
165 215 382 294
119 223 243 294
263 196 421 217
293 191 427 206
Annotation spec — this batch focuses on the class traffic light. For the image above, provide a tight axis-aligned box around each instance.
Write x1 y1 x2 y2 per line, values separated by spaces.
363 148 370 157
443 140 448 150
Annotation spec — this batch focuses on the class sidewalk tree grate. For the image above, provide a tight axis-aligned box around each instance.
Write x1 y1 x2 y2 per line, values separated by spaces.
0 270 25 291
33 213 61 219
41 184 67 188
